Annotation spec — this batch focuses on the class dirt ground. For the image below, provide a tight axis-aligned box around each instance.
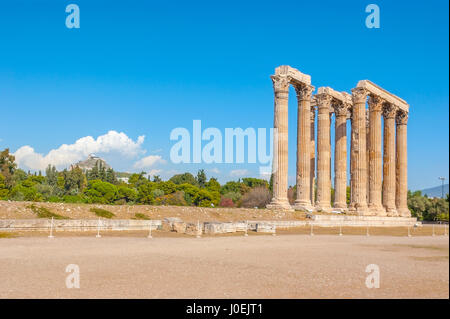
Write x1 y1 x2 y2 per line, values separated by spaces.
0 234 448 299
0 200 309 222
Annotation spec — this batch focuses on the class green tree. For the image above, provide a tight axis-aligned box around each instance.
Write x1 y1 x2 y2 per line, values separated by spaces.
45 165 58 186
0 148 17 188
196 169 207 188
169 172 198 186
84 180 118 204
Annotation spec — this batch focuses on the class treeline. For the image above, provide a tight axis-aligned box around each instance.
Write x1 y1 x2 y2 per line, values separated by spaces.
0 149 271 208
1 148 448 220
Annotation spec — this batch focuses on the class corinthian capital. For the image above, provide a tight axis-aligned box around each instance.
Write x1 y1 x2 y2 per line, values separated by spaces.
351 87 369 104
271 75 290 92
396 110 409 125
294 84 315 100
383 103 397 119
315 94 333 111
368 95 384 112
333 101 349 117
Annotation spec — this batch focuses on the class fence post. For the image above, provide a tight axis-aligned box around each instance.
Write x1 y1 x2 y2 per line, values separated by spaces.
310 224 314 236
48 217 54 239
96 218 101 238
366 225 370 237
244 220 248 237
339 224 343 236
196 220 201 238
147 220 153 239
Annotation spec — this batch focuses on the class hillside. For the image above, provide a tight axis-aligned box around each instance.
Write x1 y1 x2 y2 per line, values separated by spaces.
420 184 449 198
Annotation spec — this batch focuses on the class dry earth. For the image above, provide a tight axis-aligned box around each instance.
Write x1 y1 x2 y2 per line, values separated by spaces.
0 200 308 222
0 234 448 298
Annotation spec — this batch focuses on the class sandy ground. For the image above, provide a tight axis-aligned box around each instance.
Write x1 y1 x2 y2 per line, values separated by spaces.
0 234 448 298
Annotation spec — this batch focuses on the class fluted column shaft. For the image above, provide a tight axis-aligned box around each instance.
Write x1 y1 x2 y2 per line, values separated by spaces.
315 95 332 211
294 85 314 210
310 109 316 205
367 96 385 215
333 105 348 210
382 104 397 215
350 88 368 214
396 111 410 217
267 75 292 210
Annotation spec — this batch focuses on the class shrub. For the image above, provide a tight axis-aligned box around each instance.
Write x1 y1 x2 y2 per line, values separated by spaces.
219 197 234 207
222 191 241 203
240 187 271 208
27 204 69 219
89 207 115 219
134 213 150 220
84 180 118 204
154 191 187 206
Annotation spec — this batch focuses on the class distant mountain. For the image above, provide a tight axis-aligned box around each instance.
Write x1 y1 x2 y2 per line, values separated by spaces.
420 184 449 198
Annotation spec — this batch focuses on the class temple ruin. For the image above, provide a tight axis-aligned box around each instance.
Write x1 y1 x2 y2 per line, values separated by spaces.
267 65 410 217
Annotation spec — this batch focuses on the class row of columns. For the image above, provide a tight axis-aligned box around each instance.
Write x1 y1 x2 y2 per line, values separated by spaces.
267 76 410 217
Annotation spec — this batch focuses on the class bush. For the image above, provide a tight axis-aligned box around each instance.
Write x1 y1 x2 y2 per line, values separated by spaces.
222 191 241 203
84 180 118 204
155 191 187 206
134 213 150 220
219 197 234 207
90 207 115 219
27 204 69 219
240 187 271 208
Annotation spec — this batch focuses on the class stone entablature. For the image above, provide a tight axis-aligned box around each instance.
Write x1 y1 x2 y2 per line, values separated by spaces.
357 80 409 112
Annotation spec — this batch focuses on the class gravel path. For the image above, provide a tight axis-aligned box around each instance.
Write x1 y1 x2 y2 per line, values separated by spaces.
0 235 448 298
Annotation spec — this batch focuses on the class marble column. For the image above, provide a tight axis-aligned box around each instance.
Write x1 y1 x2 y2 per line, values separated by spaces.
333 102 348 210
396 110 411 217
350 88 369 214
382 103 398 216
315 94 332 211
367 96 386 215
310 107 316 205
294 85 315 211
267 75 292 210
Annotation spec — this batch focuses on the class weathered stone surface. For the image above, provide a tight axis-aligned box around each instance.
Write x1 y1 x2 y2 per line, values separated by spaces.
172 221 187 233
256 223 276 233
267 66 410 218
185 222 202 236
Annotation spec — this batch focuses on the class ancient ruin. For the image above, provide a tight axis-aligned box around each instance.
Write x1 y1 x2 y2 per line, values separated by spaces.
267 66 411 217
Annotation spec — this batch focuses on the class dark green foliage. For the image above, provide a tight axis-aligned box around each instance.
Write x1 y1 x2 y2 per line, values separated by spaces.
28 204 69 219
169 172 198 186
134 213 150 220
89 207 115 219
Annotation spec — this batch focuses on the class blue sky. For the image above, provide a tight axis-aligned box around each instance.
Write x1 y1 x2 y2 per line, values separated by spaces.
0 0 448 190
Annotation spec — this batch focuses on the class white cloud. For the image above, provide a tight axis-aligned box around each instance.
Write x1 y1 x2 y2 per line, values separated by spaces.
208 167 220 174
133 155 165 169
13 131 146 171
229 169 249 177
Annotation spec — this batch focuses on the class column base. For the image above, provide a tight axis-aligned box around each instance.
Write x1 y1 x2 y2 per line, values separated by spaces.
315 202 332 213
368 204 387 216
293 200 314 212
266 198 293 211
332 206 348 213
385 207 398 217
348 203 370 216
396 207 411 217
